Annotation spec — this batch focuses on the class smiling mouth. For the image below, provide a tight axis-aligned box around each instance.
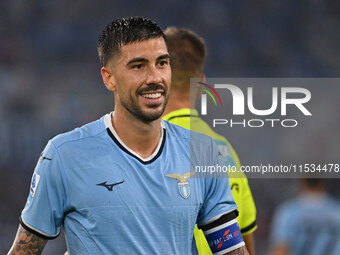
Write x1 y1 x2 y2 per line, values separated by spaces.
141 92 162 99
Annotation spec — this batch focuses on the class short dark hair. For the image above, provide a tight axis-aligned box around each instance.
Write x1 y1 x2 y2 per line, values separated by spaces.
164 27 207 90
98 17 165 66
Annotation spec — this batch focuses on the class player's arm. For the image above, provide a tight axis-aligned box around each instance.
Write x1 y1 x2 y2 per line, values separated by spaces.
12 140 66 254
199 211 249 255
197 138 249 254
8 225 47 255
225 246 249 254
242 234 254 255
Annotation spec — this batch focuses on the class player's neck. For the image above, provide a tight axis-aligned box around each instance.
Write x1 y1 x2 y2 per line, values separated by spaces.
112 109 163 159
162 89 191 116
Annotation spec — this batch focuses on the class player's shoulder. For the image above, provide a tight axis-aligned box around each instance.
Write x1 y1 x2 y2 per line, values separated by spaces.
163 120 213 145
51 115 106 148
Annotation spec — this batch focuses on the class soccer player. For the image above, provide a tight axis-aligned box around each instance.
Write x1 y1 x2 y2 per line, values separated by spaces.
8 17 248 254
269 179 340 255
163 27 257 255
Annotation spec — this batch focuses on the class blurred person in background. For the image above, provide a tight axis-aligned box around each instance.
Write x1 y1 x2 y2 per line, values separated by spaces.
269 178 340 255
163 27 257 255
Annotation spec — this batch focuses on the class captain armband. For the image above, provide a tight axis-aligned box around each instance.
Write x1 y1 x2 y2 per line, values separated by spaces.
198 210 245 254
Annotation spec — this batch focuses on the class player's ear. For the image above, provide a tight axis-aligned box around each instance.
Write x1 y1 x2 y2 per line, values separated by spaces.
101 66 117 92
195 73 206 99
200 73 206 84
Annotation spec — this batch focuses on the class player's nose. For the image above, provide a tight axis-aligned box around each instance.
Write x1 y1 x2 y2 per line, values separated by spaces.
145 65 163 85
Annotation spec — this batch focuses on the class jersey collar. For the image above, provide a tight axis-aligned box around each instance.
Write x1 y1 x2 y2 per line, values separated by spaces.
104 112 166 165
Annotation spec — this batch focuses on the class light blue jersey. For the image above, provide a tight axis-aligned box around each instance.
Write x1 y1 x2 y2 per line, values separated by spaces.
21 113 237 255
270 193 340 255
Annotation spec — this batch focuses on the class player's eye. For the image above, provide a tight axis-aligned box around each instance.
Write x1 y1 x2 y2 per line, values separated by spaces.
132 64 143 70
158 60 169 67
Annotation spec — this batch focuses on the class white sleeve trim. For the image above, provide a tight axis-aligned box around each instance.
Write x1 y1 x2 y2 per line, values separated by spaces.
203 219 238 235
20 216 60 238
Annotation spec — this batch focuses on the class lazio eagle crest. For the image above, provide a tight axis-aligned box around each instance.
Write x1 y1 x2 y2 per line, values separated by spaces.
165 172 195 199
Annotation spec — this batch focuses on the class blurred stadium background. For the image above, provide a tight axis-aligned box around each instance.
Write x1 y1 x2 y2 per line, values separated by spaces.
1 1 339 254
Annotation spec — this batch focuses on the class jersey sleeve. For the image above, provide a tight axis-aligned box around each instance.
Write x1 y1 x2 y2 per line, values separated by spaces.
20 140 67 239
196 138 238 227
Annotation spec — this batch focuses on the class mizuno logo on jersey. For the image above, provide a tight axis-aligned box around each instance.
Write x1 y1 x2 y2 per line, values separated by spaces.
96 181 124 191
39 151 52 162
165 172 195 199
